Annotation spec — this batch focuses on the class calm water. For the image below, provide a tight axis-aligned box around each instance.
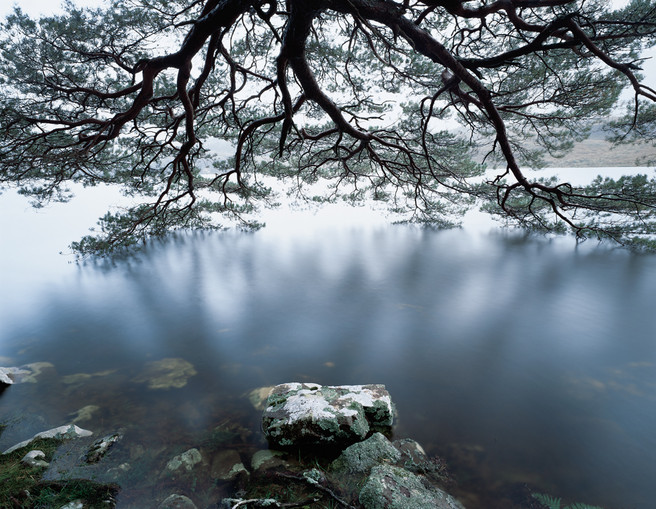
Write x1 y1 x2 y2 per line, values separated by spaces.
1 183 655 508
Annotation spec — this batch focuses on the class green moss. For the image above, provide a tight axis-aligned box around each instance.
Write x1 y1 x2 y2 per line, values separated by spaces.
0 438 61 506
265 393 290 408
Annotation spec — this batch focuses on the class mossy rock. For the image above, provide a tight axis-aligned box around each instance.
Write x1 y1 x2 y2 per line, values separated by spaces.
359 464 465 509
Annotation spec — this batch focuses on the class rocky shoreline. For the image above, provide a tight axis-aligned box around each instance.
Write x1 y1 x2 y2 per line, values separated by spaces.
2 367 465 508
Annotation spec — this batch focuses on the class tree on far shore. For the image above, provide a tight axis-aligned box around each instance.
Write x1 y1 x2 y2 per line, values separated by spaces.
1 0 655 255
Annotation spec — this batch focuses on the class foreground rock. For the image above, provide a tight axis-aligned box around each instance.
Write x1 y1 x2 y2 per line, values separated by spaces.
330 433 463 508
2 424 93 454
359 464 464 509
331 432 401 474
262 383 394 447
219 432 464 508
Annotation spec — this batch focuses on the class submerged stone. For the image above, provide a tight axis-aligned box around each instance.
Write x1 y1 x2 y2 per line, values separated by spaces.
250 449 287 472
3 424 93 454
262 383 394 448
133 358 197 389
247 386 275 411
70 405 101 424
165 448 203 474
61 369 116 385
359 464 465 509
211 449 249 481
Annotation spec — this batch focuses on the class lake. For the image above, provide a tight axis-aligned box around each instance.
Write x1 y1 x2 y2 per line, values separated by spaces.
1 173 655 508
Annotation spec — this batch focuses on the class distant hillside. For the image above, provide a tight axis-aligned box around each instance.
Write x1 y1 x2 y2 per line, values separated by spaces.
468 125 656 168
541 128 655 168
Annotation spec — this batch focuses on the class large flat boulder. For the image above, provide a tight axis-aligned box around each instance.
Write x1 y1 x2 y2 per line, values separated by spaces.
262 383 394 448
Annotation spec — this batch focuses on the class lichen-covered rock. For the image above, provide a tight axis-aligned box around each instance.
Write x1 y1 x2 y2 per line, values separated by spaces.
359 464 465 509
262 383 394 448
3 424 93 455
331 432 401 474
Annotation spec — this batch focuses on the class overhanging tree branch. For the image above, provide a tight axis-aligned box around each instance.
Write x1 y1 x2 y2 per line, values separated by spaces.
0 0 655 255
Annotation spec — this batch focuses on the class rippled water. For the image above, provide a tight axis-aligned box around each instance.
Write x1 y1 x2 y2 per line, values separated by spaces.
1 183 655 508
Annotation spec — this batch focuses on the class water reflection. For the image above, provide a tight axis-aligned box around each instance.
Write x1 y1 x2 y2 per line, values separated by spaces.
1 218 656 508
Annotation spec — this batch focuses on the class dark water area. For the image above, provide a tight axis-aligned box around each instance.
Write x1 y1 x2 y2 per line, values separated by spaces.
1 189 656 508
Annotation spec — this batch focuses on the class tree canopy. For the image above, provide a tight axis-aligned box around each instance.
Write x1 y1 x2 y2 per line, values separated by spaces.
1 0 655 255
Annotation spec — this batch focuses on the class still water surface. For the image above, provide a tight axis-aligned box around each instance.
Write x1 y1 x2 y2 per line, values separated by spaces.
1 184 655 508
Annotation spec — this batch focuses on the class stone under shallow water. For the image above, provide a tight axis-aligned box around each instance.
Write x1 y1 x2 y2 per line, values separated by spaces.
262 383 394 448
132 358 197 389
164 448 203 475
